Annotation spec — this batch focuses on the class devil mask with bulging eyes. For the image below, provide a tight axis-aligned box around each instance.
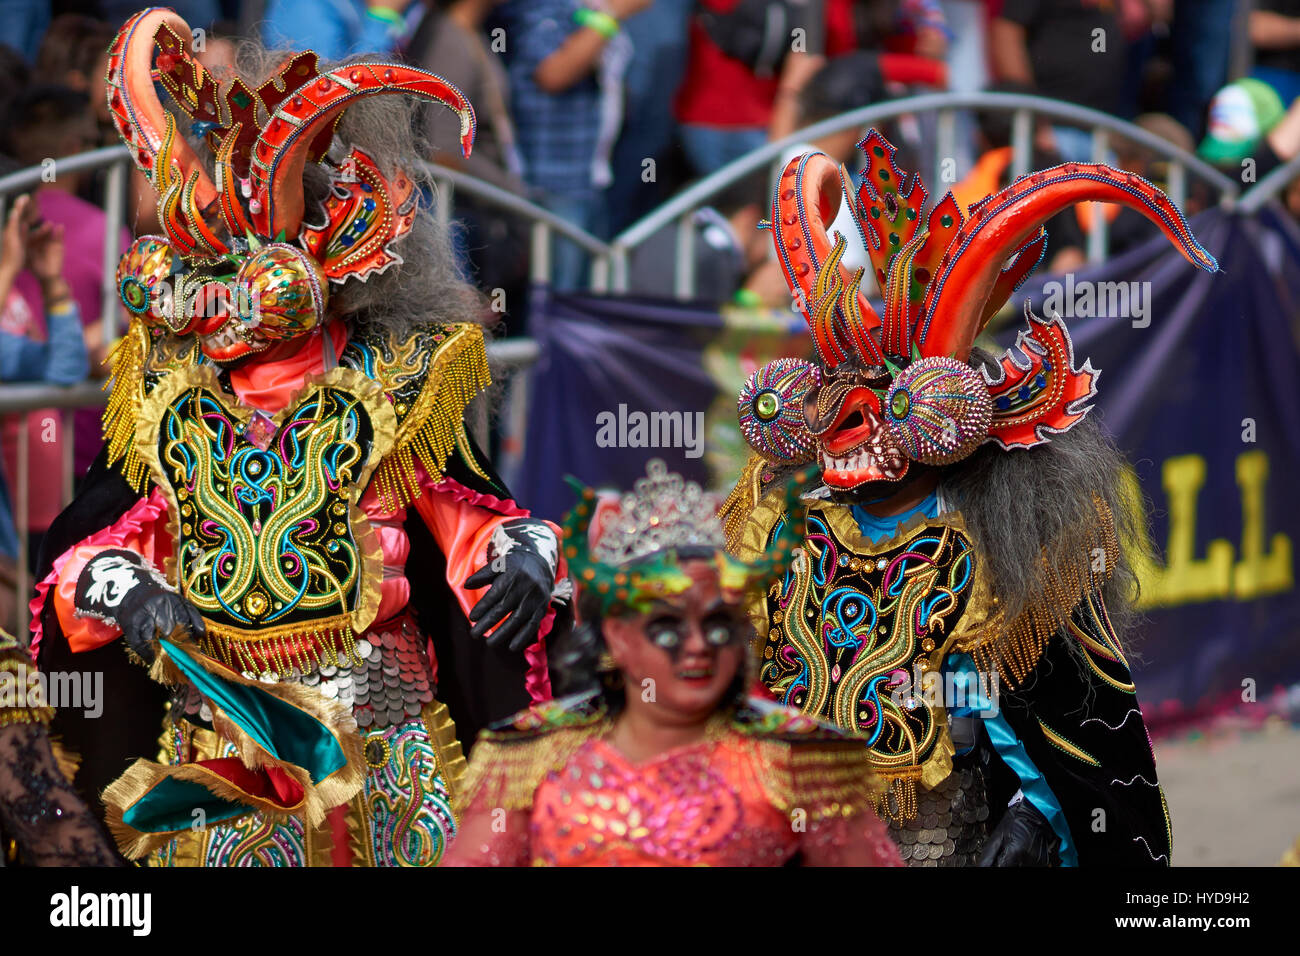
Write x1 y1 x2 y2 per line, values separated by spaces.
105 7 476 363
737 131 1219 493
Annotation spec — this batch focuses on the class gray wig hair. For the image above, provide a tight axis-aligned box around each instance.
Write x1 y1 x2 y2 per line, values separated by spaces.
943 347 1152 649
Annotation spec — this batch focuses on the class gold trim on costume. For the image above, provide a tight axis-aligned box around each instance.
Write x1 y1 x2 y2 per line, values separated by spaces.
459 719 612 814
368 323 493 511
135 365 396 676
102 634 365 860
734 497 992 814
1037 718 1101 767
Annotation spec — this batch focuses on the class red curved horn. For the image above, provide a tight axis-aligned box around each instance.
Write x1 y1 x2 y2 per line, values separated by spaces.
917 163 1219 360
105 8 218 213
249 63 475 240
771 152 884 368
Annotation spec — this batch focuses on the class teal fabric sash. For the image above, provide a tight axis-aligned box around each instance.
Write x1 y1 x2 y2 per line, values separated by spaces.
946 652 1077 866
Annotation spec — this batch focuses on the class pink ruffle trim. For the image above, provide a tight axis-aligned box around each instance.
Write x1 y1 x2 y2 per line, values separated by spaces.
426 474 532 520
425 472 555 703
29 489 170 659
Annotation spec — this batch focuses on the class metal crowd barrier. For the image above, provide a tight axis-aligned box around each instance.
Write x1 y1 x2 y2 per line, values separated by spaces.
605 91 1245 297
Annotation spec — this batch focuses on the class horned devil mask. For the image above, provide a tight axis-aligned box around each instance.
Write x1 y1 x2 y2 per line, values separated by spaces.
107 7 476 361
737 131 1218 491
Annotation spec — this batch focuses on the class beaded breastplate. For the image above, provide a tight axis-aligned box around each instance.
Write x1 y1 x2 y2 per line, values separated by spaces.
754 503 994 814
141 365 393 672
108 320 492 674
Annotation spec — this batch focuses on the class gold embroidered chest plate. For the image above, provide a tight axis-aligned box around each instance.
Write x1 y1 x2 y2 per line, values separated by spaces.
139 366 394 672
104 322 492 673
754 505 995 790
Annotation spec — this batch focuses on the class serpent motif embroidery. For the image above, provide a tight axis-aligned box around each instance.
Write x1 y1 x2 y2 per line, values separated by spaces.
203 812 308 867
363 720 457 867
760 508 976 776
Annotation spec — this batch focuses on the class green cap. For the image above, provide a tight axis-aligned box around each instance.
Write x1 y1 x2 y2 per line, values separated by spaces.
1198 78 1287 164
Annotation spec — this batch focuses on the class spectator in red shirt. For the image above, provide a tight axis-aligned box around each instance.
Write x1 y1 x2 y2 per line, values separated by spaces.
675 1 947 177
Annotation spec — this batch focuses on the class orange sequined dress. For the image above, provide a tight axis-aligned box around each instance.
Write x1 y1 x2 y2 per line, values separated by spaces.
444 694 903 867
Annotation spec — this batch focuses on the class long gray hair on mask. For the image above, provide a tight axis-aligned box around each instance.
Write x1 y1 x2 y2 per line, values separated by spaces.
943 347 1153 650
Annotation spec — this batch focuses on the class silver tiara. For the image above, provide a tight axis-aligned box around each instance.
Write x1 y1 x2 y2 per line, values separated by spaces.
590 459 727 566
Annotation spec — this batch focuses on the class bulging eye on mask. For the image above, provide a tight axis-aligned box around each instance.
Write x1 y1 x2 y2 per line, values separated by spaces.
116 236 329 362
738 354 992 490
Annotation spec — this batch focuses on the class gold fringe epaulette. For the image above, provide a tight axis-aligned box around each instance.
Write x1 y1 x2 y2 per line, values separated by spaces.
719 453 768 552
102 317 154 492
962 495 1121 687
370 323 492 512
751 734 886 823
0 636 54 729
460 717 609 813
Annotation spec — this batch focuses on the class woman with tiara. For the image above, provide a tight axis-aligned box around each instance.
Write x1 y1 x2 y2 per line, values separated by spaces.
444 461 901 867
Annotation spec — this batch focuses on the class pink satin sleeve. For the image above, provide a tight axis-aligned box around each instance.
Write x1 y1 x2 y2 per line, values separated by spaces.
406 461 565 703
30 489 174 657
355 485 413 626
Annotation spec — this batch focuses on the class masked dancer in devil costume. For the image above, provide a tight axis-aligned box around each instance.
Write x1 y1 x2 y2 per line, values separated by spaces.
721 131 1219 865
30 8 567 866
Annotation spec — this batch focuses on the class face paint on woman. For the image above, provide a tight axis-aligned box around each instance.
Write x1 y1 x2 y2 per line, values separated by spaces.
603 559 751 721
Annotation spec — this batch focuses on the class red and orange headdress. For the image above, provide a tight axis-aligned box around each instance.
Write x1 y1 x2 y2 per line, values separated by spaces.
738 130 1218 487
106 7 475 358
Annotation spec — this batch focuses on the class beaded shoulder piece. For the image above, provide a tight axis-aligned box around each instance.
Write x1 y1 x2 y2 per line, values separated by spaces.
102 317 205 491
101 318 491 502
731 698 885 821
338 321 492 509
460 693 611 812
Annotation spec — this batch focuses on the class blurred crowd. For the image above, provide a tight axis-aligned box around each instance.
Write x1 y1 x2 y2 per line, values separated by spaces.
2 0 1300 618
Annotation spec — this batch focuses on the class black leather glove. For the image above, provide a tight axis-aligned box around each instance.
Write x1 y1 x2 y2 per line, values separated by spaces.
75 549 205 665
977 796 1061 867
465 519 561 653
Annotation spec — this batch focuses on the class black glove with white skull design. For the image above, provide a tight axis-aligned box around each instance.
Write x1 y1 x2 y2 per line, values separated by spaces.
74 549 205 666
465 518 563 653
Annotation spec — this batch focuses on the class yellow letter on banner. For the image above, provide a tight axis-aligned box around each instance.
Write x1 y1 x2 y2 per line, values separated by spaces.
1127 453 1292 608
1232 450 1293 599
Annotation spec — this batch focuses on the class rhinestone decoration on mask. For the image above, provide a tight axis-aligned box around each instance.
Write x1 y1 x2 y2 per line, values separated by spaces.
589 459 727 567
738 358 820 465
883 356 993 465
